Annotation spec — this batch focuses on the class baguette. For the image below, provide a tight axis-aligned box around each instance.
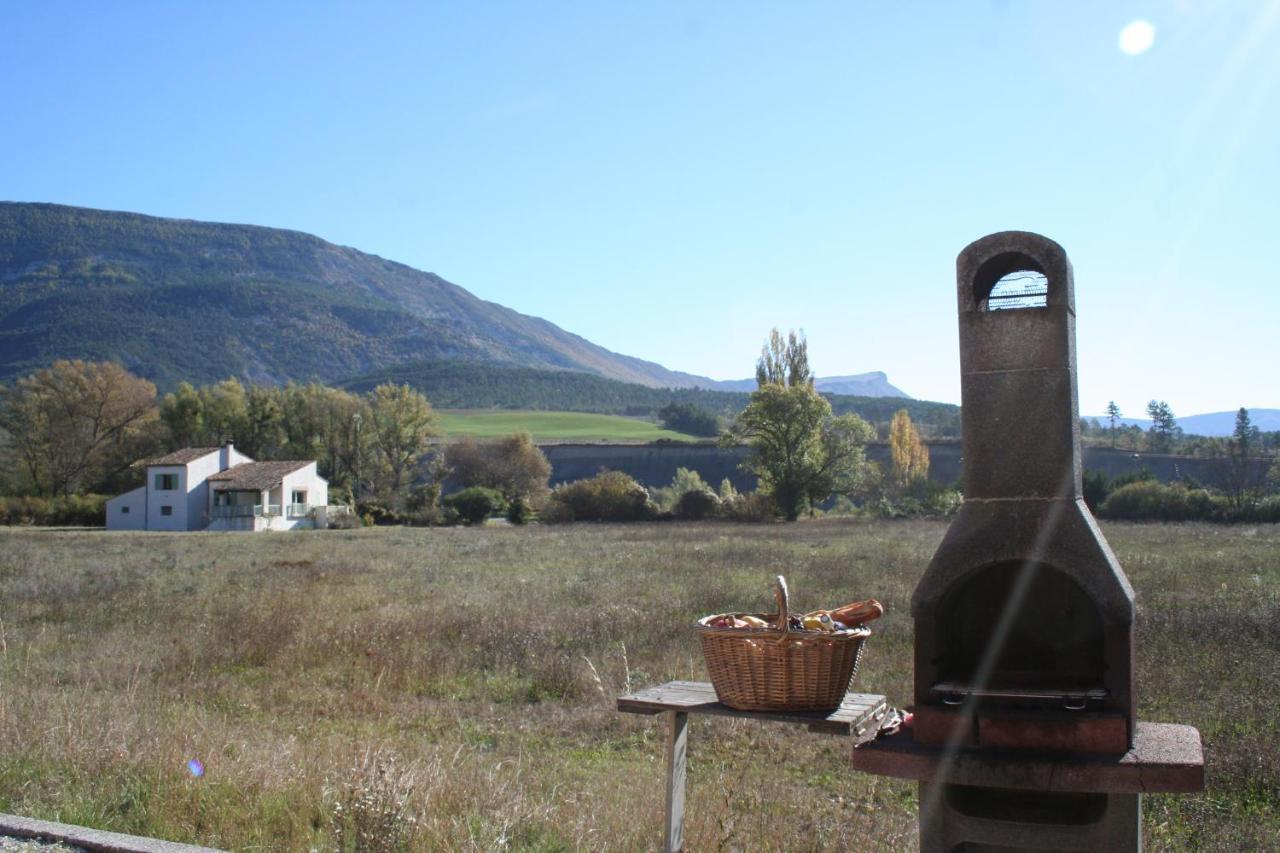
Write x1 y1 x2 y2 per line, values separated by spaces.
831 599 884 627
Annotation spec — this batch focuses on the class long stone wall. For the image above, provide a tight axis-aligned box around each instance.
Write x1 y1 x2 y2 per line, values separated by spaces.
541 442 1261 491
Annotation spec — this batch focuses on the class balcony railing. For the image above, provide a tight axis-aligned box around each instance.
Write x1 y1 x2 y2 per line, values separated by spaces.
211 504 283 519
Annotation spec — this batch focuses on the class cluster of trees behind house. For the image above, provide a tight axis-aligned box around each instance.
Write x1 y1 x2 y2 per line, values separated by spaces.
1 339 1277 527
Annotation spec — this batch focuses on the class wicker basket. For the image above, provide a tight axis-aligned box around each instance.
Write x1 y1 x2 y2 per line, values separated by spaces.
697 576 870 712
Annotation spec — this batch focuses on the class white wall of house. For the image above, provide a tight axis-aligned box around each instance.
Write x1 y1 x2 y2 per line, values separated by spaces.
146 465 189 531
277 464 328 530
182 446 250 530
282 464 327 514
106 486 146 531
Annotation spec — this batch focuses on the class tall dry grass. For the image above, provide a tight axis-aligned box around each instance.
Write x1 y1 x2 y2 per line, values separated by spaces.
0 520 1276 850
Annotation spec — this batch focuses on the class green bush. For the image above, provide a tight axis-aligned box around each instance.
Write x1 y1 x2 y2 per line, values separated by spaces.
673 488 720 521
444 487 507 525
0 494 107 526
1238 495 1280 523
651 467 713 513
546 470 655 523
719 490 776 522
923 487 963 518
1082 469 1109 512
1099 481 1220 522
505 494 531 525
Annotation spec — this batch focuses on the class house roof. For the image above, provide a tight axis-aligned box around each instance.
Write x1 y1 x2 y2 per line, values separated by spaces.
207 460 313 491
145 447 221 466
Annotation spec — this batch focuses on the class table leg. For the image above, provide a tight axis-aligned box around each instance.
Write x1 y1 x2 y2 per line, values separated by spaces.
664 710 688 853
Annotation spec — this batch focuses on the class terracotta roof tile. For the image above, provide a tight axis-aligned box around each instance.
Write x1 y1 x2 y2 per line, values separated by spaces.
145 447 221 466
208 461 313 491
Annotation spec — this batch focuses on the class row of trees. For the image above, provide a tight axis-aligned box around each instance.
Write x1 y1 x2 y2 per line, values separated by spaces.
0 360 444 505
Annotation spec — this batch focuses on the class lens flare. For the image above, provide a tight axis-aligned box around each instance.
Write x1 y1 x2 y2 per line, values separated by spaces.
1119 20 1156 55
187 758 204 777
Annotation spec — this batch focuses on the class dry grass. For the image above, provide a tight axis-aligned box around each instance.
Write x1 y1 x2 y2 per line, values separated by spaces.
0 520 1276 850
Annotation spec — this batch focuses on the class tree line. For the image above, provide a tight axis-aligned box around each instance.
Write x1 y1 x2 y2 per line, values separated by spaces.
2 354 1273 526
0 360 442 505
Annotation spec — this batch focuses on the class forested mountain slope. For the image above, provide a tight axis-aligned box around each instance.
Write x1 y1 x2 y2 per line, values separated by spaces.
0 202 723 389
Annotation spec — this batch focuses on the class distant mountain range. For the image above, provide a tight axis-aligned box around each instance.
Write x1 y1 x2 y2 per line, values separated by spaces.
701 372 908 398
0 202 910 400
1088 410 1280 437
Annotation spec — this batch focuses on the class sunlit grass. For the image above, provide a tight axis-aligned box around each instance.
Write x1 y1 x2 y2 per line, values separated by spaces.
437 409 703 442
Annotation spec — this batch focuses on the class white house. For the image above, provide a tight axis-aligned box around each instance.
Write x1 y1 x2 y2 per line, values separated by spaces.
106 443 334 532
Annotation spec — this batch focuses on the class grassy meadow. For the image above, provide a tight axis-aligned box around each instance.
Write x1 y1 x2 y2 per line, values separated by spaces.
0 520 1276 851
437 410 702 443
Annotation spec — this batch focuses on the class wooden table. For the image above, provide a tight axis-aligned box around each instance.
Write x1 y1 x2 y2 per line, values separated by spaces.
618 681 889 852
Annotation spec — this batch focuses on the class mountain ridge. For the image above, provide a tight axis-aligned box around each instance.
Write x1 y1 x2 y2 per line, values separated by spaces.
0 202 908 398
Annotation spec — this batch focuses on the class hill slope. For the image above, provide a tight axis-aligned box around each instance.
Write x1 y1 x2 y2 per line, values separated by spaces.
0 202 730 389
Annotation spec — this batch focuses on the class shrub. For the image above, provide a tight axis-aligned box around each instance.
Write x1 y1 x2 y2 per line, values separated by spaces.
1099 481 1218 522
673 488 720 521
547 470 655 522
327 511 362 530
505 494 531 525
719 490 776 522
923 487 963 518
652 467 713 513
0 494 107 526
1082 469 1109 512
357 502 403 526
1244 495 1280 523
536 498 576 524
444 487 507 525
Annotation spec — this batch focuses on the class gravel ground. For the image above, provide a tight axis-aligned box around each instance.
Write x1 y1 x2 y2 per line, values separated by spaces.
0 839 83 852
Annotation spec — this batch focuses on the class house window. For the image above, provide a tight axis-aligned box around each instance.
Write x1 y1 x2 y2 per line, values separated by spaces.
292 490 307 505
121 506 130 514
156 473 178 490
160 506 173 516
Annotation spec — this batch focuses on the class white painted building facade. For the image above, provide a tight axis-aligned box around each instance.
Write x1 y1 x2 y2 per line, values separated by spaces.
106 444 334 532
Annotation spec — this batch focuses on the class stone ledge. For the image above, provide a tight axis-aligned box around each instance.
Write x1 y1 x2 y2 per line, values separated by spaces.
0 815 222 853
849 721 1203 794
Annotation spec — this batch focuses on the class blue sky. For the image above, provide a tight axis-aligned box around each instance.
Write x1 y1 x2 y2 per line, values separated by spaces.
3 1 1277 416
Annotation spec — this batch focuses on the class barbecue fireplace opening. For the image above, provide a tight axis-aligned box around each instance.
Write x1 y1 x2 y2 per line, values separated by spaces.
934 561 1105 703
972 251 1050 311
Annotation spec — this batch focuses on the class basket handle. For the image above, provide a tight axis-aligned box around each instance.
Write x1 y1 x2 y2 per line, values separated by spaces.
774 575 791 633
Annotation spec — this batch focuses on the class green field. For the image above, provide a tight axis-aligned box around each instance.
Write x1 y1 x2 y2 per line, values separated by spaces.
0 520 1275 850
438 409 703 442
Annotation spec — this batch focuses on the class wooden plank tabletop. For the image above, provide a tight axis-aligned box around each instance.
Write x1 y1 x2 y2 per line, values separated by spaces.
618 680 889 738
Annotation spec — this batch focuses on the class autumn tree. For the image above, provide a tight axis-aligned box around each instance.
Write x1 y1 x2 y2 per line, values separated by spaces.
367 383 440 498
726 330 874 521
889 408 930 490
0 360 160 496
444 432 551 503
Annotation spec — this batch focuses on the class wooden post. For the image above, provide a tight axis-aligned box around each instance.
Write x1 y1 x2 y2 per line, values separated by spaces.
664 710 688 852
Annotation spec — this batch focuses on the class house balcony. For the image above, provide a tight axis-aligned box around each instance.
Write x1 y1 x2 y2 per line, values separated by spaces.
211 504 283 519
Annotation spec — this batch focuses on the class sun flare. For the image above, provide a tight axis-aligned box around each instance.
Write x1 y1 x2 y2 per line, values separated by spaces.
1119 19 1156 55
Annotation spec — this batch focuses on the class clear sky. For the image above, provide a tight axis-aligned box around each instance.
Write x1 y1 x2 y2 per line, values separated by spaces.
3 1 1277 417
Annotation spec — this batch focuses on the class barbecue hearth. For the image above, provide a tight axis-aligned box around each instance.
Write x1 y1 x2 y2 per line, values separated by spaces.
850 232 1203 852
